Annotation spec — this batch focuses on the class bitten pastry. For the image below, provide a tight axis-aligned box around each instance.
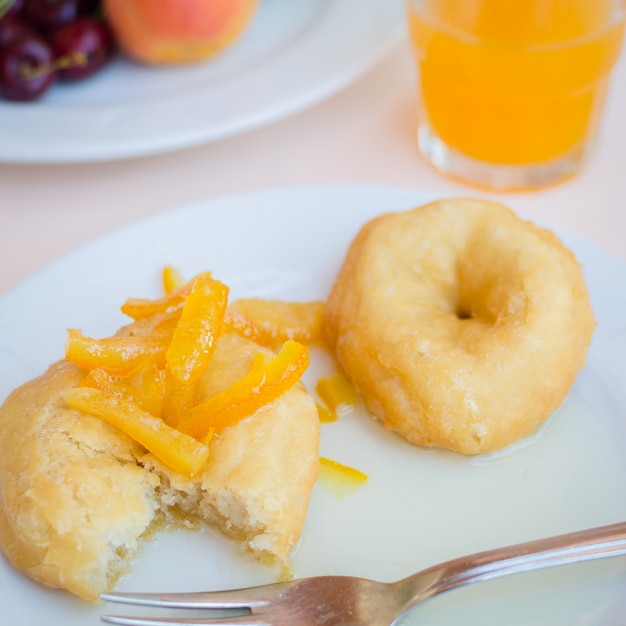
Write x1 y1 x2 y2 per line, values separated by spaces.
0 276 320 602
324 198 596 454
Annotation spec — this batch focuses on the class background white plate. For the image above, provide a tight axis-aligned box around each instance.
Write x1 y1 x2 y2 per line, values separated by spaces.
0 0 404 164
1 185 625 626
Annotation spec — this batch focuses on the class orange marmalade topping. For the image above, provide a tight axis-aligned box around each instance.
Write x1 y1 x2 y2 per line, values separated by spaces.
63 270 315 479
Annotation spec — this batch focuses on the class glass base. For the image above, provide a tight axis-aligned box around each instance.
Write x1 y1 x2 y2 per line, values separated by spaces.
417 124 592 191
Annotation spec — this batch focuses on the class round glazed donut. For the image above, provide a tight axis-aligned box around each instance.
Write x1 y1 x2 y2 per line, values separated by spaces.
324 198 596 455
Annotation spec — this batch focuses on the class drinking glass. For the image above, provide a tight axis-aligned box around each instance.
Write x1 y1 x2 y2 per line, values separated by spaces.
407 0 626 189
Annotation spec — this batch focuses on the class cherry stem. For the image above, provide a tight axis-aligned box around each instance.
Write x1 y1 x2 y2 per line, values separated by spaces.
56 51 89 71
19 52 90 80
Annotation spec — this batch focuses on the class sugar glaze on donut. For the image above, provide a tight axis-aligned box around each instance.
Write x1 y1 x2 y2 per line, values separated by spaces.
324 198 596 454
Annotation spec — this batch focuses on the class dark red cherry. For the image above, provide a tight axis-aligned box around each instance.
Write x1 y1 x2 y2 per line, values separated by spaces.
0 33 55 100
0 14 33 50
49 17 112 81
23 0 81 30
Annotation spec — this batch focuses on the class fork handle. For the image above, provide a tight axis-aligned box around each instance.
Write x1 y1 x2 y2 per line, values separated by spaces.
403 520 626 606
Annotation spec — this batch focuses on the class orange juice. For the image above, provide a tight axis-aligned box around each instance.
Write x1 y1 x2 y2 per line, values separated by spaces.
408 0 625 182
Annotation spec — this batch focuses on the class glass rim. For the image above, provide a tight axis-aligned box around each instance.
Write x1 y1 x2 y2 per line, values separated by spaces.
408 0 626 52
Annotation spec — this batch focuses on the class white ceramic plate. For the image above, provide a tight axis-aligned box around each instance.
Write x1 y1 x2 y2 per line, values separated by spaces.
0 0 404 164
1 186 625 626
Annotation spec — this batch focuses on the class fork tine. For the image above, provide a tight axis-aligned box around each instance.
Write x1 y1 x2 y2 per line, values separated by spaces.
101 614 265 626
101 586 278 611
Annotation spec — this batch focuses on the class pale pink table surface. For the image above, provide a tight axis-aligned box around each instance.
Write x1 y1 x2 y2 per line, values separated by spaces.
1 38 625 297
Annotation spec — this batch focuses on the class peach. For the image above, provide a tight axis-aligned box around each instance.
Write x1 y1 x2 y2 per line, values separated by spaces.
104 0 258 64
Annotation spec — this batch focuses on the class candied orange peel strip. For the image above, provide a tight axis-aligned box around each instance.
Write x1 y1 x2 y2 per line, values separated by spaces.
222 308 268 345
164 274 228 385
162 265 184 295
318 457 368 498
229 299 325 348
120 272 211 320
65 329 170 377
178 339 310 439
62 387 210 478
319 457 368 483
163 274 229 426
82 360 166 418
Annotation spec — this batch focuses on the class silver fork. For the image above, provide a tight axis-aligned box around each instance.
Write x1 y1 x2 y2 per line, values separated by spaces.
101 520 626 626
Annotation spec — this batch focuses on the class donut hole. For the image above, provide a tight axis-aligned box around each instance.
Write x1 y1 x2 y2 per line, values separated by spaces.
454 279 514 329
453 278 487 325
455 306 474 321
454 243 527 328
454 283 495 324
